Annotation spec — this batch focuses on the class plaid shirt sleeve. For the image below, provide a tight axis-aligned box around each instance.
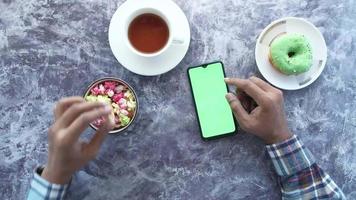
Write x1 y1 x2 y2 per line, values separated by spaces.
27 167 68 200
266 135 346 200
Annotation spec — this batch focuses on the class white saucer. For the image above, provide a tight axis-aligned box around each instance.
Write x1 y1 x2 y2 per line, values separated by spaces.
109 0 191 76
255 17 327 90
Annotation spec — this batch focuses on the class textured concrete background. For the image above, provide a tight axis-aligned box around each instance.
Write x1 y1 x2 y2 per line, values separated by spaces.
0 0 355 199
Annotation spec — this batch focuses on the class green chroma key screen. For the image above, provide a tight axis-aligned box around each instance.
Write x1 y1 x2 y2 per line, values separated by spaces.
188 62 236 139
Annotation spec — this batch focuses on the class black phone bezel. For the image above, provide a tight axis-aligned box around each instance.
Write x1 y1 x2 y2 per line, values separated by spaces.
187 61 238 141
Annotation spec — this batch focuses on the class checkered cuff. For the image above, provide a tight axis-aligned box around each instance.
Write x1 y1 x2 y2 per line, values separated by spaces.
266 135 315 176
27 167 68 200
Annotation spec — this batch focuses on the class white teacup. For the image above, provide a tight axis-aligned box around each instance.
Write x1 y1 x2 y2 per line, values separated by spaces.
124 8 185 58
108 0 191 76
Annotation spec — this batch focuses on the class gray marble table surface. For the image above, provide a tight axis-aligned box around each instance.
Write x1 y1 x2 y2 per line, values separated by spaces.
0 0 355 199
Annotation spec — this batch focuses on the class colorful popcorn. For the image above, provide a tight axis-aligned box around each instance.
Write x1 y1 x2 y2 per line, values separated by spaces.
104 81 117 90
106 89 114 97
98 84 105 94
112 93 124 103
115 85 124 93
85 80 137 130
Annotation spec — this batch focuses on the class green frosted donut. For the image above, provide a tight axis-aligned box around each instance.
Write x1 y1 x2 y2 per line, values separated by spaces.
270 33 313 75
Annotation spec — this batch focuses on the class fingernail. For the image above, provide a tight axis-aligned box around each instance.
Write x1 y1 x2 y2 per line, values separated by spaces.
225 93 235 101
224 78 229 82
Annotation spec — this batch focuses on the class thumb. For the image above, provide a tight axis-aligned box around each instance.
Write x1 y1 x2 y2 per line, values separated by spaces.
86 114 115 158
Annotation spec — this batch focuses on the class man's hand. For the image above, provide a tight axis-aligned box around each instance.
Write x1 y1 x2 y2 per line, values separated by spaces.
41 97 115 184
225 77 292 144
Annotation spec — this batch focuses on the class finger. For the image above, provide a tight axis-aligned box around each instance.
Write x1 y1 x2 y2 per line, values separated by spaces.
54 97 85 120
66 105 112 142
85 114 115 157
57 102 108 127
237 92 254 113
225 77 239 86
225 93 250 122
225 78 266 105
249 76 275 92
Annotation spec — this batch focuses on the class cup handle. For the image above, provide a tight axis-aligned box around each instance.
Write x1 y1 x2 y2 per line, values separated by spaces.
172 36 185 45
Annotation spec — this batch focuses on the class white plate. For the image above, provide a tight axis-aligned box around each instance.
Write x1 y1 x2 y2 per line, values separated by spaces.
255 17 327 90
109 0 191 76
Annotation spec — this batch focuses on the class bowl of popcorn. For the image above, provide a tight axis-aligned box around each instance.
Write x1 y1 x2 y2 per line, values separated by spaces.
84 77 138 134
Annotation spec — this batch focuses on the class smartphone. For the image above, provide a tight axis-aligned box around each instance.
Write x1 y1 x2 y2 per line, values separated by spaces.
188 61 237 140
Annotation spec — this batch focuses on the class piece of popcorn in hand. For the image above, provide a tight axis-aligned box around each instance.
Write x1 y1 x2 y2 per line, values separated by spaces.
93 116 105 127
